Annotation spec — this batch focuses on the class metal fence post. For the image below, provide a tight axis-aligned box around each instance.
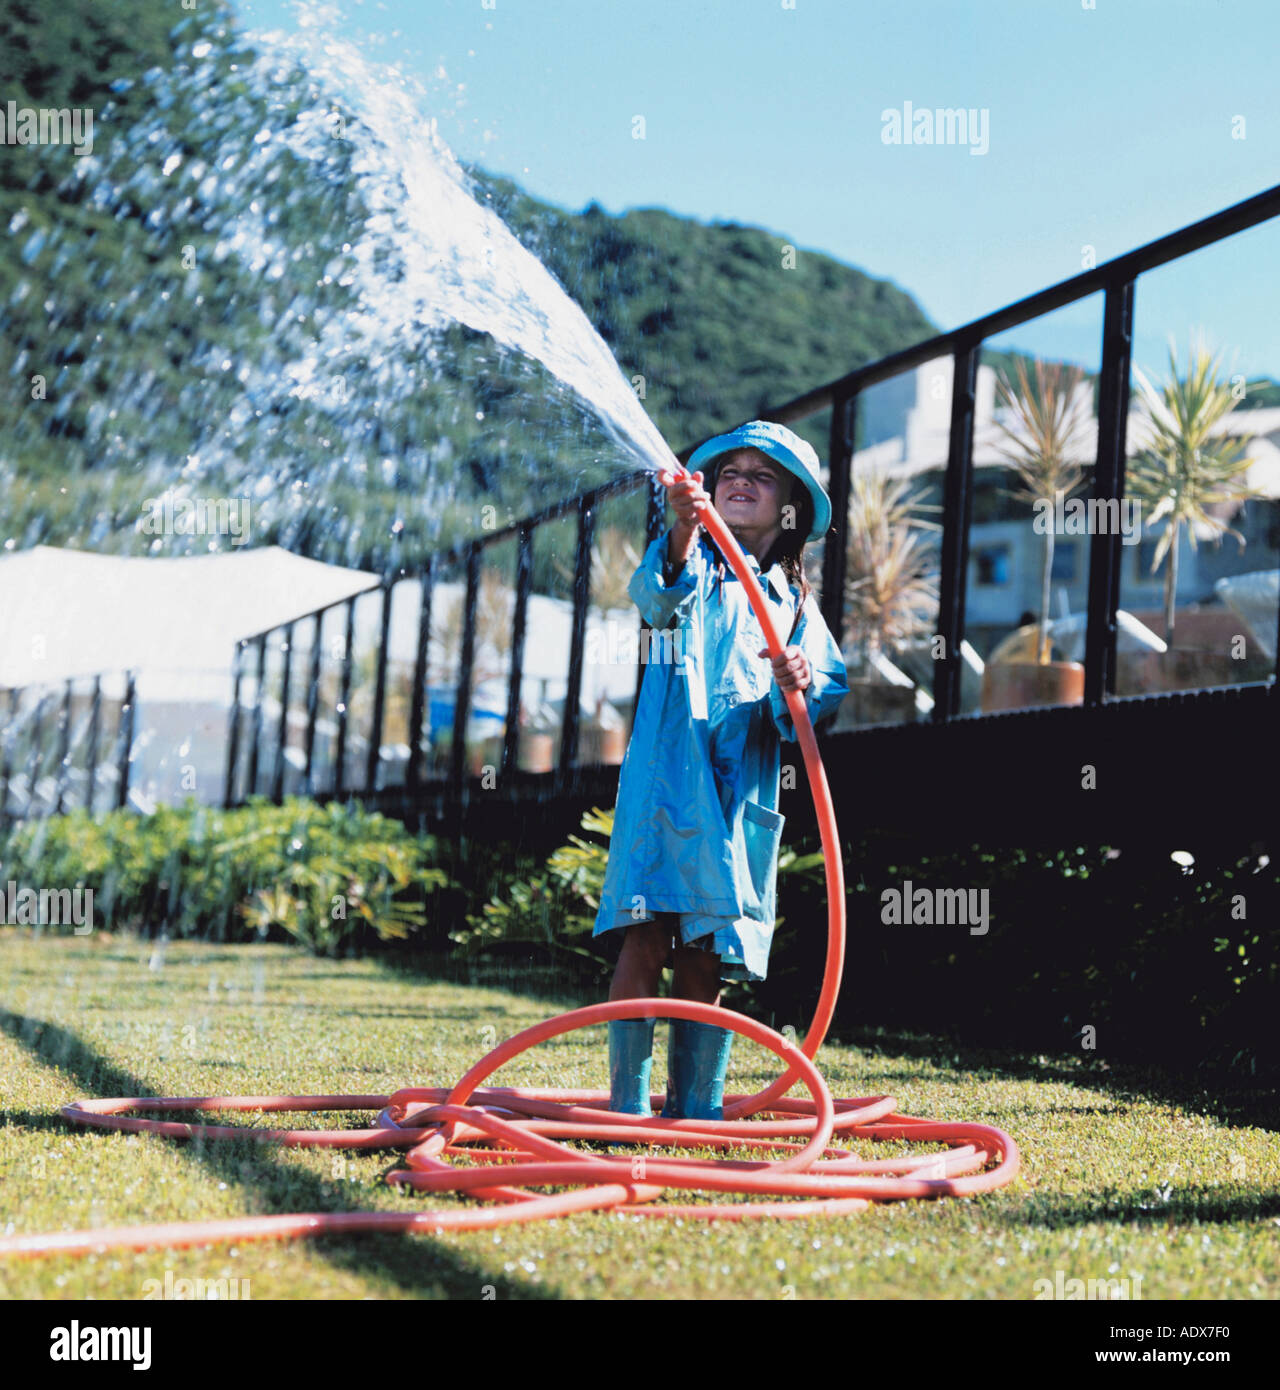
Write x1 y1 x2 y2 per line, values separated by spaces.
450 546 481 798
85 676 101 816
0 688 17 830
334 599 356 799
366 581 393 794
271 624 294 804
502 527 533 780
821 392 855 649
116 672 136 811
224 643 243 809
245 635 267 799
559 493 595 787
303 612 323 794
54 679 72 816
407 560 434 789
932 344 979 721
1085 278 1135 707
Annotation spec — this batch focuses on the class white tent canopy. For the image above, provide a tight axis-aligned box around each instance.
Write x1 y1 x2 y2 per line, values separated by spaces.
0 544 381 693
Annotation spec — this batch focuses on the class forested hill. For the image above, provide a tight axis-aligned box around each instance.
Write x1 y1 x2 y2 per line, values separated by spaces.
464 168 939 457
0 0 943 563
4 0 1270 573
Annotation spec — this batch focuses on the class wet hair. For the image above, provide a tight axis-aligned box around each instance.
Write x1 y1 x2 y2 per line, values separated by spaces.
700 450 815 643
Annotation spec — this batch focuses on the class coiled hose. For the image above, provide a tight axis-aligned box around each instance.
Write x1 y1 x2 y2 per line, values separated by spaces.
0 467 1018 1259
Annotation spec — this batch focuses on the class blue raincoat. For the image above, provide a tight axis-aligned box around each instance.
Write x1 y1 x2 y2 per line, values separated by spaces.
592 528 850 981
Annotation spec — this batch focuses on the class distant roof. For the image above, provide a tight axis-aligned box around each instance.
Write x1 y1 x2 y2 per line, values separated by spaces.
850 402 1280 501
0 545 380 689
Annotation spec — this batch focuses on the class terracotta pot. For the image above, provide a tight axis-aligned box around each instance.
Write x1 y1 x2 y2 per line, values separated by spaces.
569 719 627 767
600 725 627 764
517 732 555 774
980 660 1085 713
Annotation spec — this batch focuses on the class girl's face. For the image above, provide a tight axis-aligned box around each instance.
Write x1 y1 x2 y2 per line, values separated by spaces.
713 449 792 533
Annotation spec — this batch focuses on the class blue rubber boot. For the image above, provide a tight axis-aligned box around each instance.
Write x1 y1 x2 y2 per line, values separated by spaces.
607 1018 656 1115
660 1018 734 1121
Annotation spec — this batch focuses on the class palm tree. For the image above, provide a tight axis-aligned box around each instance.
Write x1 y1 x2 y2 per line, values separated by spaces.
431 564 516 686
550 523 643 614
990 358 1094 664
1125 334 1264 648
843 466 940 666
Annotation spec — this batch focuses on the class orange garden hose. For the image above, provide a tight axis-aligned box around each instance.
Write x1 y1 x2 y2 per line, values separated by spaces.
0 468 1019 1260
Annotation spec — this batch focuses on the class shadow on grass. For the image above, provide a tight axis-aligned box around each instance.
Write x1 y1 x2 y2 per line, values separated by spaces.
375 949 606 1011
832 1024 1280 1133
0 1007 562 1300
989 1184 1280 1229
4 1108 80 1133
264 1003 533 1024
372 950 1277 1137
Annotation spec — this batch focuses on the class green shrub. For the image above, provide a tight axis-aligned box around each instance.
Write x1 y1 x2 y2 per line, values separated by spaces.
450 812 1277 1080
448 806 822 992
0 797 448 956
449 806 615 979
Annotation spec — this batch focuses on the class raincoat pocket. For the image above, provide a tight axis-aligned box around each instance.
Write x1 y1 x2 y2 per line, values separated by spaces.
737 798 785 924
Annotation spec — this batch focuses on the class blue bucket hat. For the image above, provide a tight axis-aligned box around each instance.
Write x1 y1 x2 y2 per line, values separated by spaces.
686 419 832 544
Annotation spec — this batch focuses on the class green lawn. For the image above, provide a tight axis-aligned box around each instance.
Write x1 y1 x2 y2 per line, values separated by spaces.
0 929 1276 1300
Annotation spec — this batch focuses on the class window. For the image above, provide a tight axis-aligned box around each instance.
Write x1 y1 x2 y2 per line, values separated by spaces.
1051 541 1078 583
974 544 1011 586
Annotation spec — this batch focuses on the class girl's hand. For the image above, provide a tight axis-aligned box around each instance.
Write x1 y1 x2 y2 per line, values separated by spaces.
659 467 709 529
758 644 811 694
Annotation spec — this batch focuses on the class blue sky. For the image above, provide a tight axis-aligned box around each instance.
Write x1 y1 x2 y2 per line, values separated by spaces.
233 0 1280 382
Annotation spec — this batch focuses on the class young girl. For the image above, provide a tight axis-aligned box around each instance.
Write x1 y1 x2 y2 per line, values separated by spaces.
593 419 850 1121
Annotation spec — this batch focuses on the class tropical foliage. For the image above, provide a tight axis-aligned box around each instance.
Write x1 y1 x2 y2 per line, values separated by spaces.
843 466 941 661
990 358 1094 663
1126 335 1267 645
0 796 447 955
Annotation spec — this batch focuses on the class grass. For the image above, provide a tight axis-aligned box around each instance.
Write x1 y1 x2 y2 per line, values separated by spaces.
0 928 1277 1300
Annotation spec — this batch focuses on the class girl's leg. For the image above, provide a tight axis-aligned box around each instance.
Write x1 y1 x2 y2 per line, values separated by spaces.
608 916 675 1000
671 939 723 1006
606 917 673 1116
662 938 732 1120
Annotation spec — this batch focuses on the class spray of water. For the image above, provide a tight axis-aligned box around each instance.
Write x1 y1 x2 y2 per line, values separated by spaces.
264 1 681 477
1 0 681 573
0 0 700 823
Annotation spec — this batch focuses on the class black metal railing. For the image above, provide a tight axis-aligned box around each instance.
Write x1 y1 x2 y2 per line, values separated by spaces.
761 182 1280 712
225 181 1280 812
5 183 1278 828
224 467 661 809
0 672 137 829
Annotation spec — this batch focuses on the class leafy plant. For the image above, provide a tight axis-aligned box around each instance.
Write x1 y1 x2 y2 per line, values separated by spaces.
450 805 615 973
990 358 1094 663
1125 334 1266 647
450 805 825 989
0 796 448 955
843 466 940 665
